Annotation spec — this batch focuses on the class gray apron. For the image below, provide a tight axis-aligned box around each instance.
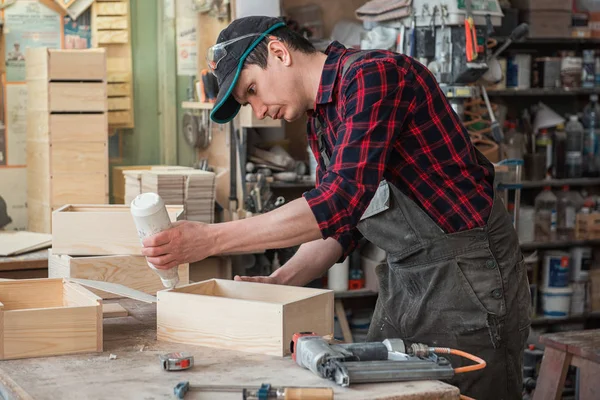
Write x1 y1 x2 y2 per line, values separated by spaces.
314 52 532 399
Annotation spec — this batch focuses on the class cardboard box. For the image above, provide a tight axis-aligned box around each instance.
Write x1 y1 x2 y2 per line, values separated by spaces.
0 278 102 360
511 0 572 11
522 11 572 38
51 204 183 256
157 279 333 356
48 251 190 298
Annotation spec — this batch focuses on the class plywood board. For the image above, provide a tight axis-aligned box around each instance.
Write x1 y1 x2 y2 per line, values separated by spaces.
48 49 106 81
157 279 334 356
0 232 52 257
102 303 128 318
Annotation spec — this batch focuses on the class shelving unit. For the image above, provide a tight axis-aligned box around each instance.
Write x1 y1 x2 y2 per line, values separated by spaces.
488 88 600 97
521 239 600 251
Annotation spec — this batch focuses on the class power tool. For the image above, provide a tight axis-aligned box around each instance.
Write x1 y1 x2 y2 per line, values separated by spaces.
291 333 485 387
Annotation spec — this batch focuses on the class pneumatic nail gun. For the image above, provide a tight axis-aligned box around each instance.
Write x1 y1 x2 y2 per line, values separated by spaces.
291 332 485 387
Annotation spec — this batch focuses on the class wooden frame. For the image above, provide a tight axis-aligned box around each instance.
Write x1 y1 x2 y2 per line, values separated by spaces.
51 204 183 256
157 279 333 357
48 251 189 298
0 278 102 360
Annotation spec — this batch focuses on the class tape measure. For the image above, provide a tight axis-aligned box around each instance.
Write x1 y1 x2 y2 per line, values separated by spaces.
160 352 194 371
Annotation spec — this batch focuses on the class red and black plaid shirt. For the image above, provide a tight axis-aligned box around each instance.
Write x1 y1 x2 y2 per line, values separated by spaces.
303 41 495 256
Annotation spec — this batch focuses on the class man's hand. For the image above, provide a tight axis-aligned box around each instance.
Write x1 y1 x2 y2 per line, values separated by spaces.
140 220 214 270
234 275 281 284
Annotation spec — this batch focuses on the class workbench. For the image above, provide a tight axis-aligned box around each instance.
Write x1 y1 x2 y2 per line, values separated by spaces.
0 299 460 400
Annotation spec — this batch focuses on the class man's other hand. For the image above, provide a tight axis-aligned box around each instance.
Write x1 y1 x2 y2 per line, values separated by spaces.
233 275 281 284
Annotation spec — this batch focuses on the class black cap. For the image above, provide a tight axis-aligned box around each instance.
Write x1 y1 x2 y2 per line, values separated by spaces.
209 16 286 124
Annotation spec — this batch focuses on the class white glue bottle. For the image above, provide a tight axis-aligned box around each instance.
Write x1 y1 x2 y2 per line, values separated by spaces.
130 192 179 288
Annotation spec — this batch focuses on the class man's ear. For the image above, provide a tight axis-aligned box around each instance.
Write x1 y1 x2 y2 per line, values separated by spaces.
267 39 291 66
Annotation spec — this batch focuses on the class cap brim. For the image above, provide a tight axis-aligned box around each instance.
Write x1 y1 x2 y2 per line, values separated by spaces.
210 69 241 124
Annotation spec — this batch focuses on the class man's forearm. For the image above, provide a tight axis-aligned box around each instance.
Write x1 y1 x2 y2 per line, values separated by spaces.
272 237 343 286
211 198 323 256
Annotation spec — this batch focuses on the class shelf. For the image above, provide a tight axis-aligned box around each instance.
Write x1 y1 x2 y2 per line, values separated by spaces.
182 101 214 110
520 177 600 189
520 239 600 251
531 311 600 326
493 37 600 46
270 181 315 189
487 88 600 97
334 289 378 299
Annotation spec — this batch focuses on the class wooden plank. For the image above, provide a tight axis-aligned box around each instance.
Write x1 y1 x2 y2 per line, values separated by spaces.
0 232 51 257
95 16 128 30
51 142 108 174
571 356 600 400
97 30 129 44
157 279 333 356
106 71 130 83
533 347 572 400
51 173 108 206
62 280 102 307
51 205 183 256
108 110 133 126
48 49 106 81
0 250 48 272
50 114 107 143
102 303 128 318
107 57 130 73
3 306 100 360
107 82 130 97
96 2 127 15
108 96 131 111
48 83 106 112
26 78 50 113
48 252 189 298
26 109 50 143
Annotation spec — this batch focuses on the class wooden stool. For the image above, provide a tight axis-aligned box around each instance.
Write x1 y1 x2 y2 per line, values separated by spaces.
533 329 600 400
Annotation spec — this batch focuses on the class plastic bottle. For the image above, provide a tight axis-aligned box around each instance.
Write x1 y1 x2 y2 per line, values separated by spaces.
565 115 584 178
582 94 600 176
130 192 179 288
534 187 557 242
536 128 553 171
557 185 576 240
553 124 567 179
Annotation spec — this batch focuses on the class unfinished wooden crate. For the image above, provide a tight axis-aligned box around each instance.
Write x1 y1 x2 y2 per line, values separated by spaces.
157 279 334 357
51 204 183 256
48 251 190 299
0 278 102 360
92 0 134 128
26 48 109 234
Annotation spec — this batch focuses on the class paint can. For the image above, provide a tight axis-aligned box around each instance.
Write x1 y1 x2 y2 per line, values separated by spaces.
582 50 596 88
533 57 561 89
542 251 570 288
540 285 573 318
561 54 583 88
570 281 588 315
570 246 592 281
507 54 531 89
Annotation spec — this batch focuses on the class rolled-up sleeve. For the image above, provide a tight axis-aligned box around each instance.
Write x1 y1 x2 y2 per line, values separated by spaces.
303 60 414 257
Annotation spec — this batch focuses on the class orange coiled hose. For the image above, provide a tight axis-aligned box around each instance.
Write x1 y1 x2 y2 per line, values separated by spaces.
430 347 487 374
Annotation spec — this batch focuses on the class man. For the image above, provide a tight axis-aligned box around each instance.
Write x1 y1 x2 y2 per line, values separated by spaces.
142 16 530 399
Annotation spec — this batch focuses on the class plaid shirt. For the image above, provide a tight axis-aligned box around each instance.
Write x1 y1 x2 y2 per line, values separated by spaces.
303 41 495 257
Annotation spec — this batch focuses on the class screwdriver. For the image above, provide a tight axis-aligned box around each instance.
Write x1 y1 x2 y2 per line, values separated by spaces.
173 381 334 399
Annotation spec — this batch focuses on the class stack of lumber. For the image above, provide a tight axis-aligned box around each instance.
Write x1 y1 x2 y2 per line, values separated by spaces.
141 170 216 223
122 166 193 205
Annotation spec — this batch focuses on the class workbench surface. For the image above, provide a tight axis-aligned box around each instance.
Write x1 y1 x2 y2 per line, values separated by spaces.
0 299 460 400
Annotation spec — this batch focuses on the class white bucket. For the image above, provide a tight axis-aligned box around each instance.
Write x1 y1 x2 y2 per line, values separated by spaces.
540 285 573 318
328 258 349 291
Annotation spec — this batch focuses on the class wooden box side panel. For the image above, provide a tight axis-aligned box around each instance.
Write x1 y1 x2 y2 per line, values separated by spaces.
204 279 332 304
157 292 285 356
48 49 106 81
282 293 334 356
2 306 101 360
50 114 108 143
62 281 102 307
51 206 182 255
48 83 106 113
51 173 108 207
0 279 63 311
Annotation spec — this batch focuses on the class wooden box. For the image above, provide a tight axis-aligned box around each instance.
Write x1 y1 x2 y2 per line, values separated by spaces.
157 279 334 356
48 251 190 298
26 48 109 233
0 278 102 360
51 204 183 256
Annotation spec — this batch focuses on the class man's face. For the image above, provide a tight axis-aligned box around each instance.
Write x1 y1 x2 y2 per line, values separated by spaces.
232 42 305 122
